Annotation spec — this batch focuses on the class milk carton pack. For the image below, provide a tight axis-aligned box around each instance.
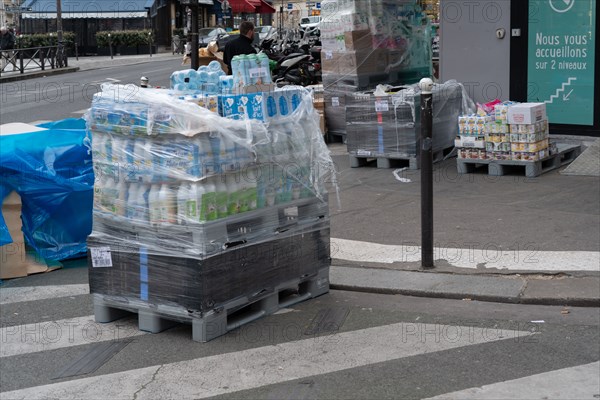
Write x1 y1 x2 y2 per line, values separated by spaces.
275 88 303 117
220 92 279 121
507 103 547 125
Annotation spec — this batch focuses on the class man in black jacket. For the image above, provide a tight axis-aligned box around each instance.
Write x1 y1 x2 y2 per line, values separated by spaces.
223 21 256 74
0 26 17 72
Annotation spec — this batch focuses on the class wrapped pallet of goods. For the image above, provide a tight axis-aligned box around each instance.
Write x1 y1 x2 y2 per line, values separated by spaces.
346 80 474 169
455 101 580 177
85 79 336 342
320 0 433 138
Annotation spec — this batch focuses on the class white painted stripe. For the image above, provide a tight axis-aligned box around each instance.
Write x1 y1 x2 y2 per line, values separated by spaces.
425 361 600 400
0 315 144 358
0 284 89 305
71 109 89 115
1 322 532 399
27 120 51 126
331 238 600 272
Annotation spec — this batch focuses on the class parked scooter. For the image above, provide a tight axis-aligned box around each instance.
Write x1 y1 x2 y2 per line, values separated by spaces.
261 37 321 86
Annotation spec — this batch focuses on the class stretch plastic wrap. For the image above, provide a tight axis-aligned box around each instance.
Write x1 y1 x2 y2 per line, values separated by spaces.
0 118 93 260
346 80 474 158
320 0 433 136
86 84 334 316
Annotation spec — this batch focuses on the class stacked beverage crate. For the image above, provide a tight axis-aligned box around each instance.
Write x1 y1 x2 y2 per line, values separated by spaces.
86 85 334 342
320 0 433 138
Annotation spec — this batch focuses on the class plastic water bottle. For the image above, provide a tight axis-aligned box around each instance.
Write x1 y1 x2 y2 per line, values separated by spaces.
196 135 211 177
226 174 240 216
126 183 138 219
199 180 217 222
231 55 242 88
176 183 189 225
115 179 129 217
148 184 161 225
214 175 229 219
257 53 271 84
256 165 267 209
246 168 258 211
158 184 176 224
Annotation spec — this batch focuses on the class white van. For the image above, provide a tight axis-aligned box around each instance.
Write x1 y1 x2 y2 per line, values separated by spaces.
299 16 321 35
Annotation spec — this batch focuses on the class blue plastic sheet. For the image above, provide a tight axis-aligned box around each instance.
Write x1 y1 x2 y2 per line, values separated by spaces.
0 118 94 260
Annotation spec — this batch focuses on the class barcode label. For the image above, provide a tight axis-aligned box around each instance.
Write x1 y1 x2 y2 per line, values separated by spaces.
249 67 268 78
375 100 389 112
332 97 340 107
90 247 113 268
325 51 333 60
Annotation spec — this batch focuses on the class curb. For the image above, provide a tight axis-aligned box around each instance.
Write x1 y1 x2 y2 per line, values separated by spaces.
0 67 80 83
330 266 600 307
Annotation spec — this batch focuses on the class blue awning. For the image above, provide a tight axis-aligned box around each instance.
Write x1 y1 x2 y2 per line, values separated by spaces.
22 0 151 19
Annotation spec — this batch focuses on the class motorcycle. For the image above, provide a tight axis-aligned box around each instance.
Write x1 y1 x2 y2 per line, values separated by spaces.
261 38 321 87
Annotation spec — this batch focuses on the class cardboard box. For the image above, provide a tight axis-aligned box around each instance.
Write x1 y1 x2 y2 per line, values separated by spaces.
1 192 49 279
507 103 547 124
321 51 339 74
338 49 388 76
344 30 373 51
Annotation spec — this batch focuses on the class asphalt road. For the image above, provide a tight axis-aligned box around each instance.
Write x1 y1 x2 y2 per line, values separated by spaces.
0 58 184 125
0 58 599 399
0 267 599 399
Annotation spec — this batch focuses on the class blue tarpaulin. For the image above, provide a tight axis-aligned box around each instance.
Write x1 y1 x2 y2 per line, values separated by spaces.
0 118 94 260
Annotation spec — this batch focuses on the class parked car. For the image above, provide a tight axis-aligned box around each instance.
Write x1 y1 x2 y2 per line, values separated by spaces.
198 27 229 47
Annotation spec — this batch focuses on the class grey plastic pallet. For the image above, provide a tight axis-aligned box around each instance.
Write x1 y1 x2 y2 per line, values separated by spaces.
93 196 329 257
457 144 581 178
93 267 330 342
349 146 454 170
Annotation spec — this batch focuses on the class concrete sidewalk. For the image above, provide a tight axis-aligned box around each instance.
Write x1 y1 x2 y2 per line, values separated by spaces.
0 52 180 83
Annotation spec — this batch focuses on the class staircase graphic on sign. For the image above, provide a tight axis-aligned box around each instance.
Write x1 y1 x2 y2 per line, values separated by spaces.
545 77 577 104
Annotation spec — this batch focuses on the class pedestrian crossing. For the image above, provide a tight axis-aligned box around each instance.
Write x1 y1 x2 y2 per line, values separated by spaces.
1 279 598 399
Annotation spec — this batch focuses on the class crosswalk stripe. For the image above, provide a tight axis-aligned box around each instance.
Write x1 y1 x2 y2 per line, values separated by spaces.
71 109 89 115
331 238 600 272
0 284 89 305
425 361 600 399
0 315 144 358
1 322 533 399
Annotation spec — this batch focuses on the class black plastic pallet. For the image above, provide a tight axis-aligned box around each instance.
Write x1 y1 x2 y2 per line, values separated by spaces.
456 144 581 178
93 267 330 342
349 146 454 170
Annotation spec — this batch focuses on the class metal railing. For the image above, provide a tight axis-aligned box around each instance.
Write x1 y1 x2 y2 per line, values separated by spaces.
0 45 69 76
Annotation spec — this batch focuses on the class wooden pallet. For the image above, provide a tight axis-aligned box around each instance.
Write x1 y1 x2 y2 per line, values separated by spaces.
349 146 454 170
93 267 330 342
456 144 581 178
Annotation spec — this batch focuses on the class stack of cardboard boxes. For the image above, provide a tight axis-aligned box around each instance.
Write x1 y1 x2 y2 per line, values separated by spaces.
320 0 432 138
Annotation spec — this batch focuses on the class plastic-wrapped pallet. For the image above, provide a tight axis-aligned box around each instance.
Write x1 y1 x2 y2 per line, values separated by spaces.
345 80 473 161
85 84 335 341
320 0 433 137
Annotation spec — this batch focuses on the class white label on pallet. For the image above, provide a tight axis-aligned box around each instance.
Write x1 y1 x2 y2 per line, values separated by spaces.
90 247 113 268
325 51 333 60
332 97 340 107
249 67 268 78
375 100 389 112
357 149 371 156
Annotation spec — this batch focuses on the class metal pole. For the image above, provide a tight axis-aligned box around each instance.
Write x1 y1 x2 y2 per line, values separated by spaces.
56 0 64 67
108 34 113 60
280 0 283 39
190 4 199 70
148 31 152 57
419 77 434 269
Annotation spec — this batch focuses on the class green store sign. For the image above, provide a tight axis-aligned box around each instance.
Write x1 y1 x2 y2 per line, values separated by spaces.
527 0 596 125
